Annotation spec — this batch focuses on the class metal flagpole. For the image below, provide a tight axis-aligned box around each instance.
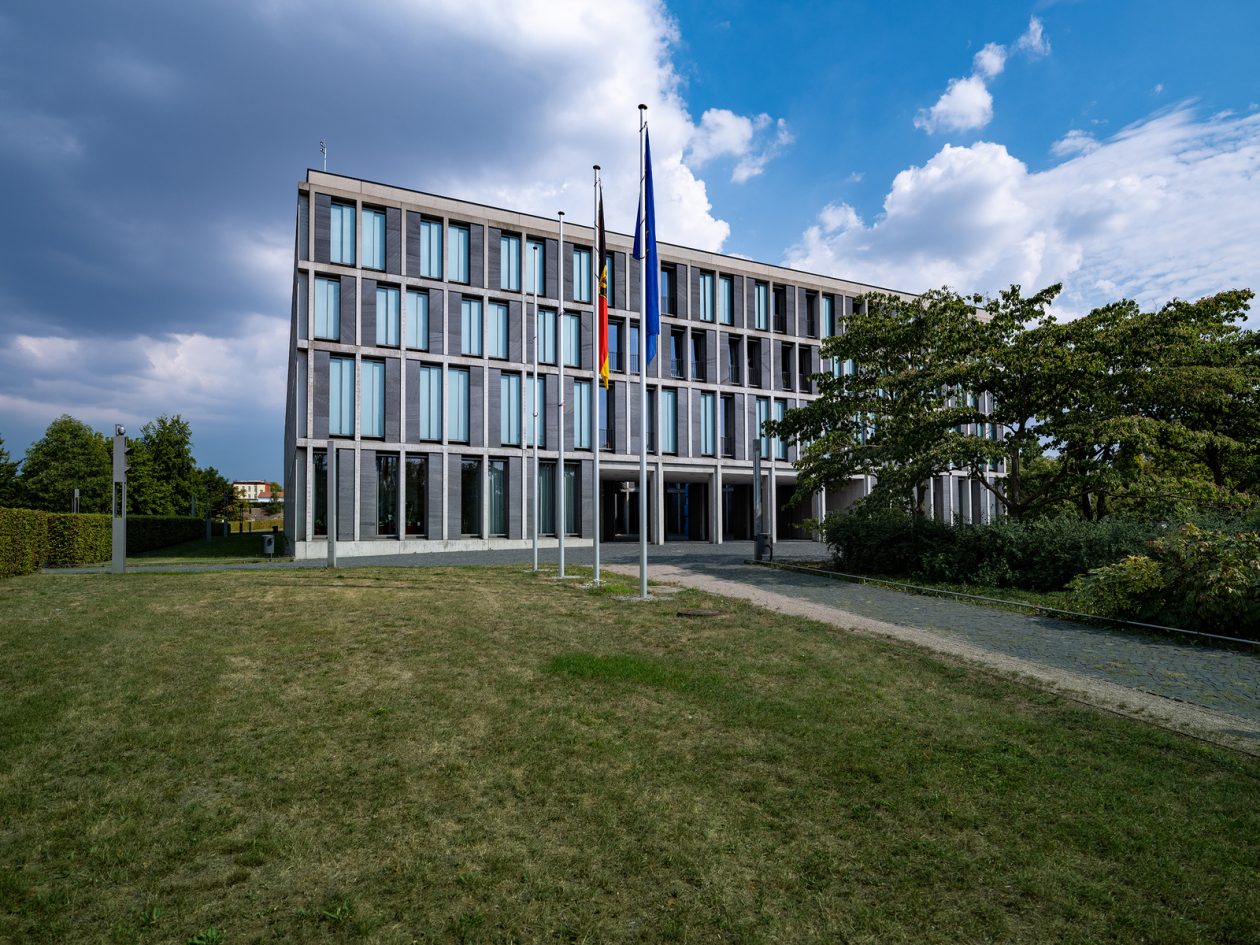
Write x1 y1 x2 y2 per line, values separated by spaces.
557 210 567 578
531 267 540 572
592 164 602 585
638 105 649 600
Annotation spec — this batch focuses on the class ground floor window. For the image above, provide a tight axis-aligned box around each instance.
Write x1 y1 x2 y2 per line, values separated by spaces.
312 449 327 537
461 458 481 537
404 455 426 536
376 453 398 536
489 459 507 537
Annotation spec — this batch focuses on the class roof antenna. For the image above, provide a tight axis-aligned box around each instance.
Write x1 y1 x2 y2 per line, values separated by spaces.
319 139 327 171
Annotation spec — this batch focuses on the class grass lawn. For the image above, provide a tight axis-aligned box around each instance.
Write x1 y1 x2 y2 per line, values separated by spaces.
127 533 287 567
1 567 1256 944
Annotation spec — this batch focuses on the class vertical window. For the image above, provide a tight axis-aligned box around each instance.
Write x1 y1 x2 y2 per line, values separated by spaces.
527 376 546 447
488 302 509 359
727 336 741 385
748 339 762 388
330 201 355 265
564 463 579 536
629 324 640 374
363 208 385 270
773 286 788 333
661 388 678 454
690 332 706 381
699 271 715 322
599 384 612 450
489 460 507 537
419 365 442 441
608 320 623 372
501 373 521 446
720 395 735 456
603 253 614 303
700 391 716 456
573 247 592 302
361 359 385 438
719 275 734 325
563 312 580 367
461 298 483 356
404 455 426 536
647 388 657 452
774 400 788 459
460 458 481 536
799 347 813 394
449 223 470 283
315 276 340 340
406 288 429 350
670 330 686 378
526 238 545 294
573 379 591 449
312 449 327 536
822 295 836 337
660 266 675 315
500 233 520 291
449 367 470 443
754 281 769 330
376 285 400 347
329 356 355 436
805 291 818 337
539 461 556 535
756 397 770 458
376 453 398 536
538 308 557 365
419 217 443 278
780 343 794 390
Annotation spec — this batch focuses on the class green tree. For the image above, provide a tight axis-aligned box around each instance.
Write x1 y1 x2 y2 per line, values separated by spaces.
194 466 235 519
128 415 197 515
19 416 111 512
0 434 21 507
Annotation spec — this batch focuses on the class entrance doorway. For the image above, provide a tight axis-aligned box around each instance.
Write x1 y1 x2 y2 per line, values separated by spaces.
722 483 753 540
665 481 709 541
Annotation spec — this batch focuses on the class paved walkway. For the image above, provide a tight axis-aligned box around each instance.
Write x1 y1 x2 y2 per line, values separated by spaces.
52 541 1260 750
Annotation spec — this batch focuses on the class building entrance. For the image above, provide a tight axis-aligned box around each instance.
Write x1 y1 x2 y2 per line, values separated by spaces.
722 483 753 540
604 480 653 542
665 481 709 541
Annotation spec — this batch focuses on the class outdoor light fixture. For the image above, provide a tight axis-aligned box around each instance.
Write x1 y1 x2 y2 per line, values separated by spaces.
115 424 126 436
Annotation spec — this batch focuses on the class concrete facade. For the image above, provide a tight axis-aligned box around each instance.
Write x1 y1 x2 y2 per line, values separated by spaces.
283 170 997 559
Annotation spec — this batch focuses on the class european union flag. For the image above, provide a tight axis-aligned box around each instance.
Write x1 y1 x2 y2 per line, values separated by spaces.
632 128 660 366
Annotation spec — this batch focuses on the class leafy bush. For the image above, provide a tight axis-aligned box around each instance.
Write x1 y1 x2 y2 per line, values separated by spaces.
126 516 204 555
824 509 1153 591
0 507 49 577
1070 524 1260 639
47 513 111 567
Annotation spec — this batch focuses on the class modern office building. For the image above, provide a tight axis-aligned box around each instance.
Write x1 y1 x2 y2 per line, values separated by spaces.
283 170 999 558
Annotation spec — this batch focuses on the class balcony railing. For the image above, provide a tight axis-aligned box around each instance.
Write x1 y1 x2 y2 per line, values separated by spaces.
691 360 706 381
721 435 735 457
670 357 685 378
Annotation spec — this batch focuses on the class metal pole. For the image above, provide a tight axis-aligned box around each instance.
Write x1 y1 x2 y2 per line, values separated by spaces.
531 269 540 572
638 105 649 600
327 446 337 568
753 444 763 561
592 164 602 585
557 210 567 578
111 427 127 574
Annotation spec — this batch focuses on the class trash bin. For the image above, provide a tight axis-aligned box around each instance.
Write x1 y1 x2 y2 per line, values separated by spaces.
755 532 773 562
261 534 275 558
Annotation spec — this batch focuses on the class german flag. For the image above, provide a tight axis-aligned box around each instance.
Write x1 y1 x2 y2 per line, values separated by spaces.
596 184 610 388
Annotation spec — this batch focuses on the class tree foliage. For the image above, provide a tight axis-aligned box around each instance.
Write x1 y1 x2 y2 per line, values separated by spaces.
769 285 1259 520
127 414 198 516
0 434 20 507
18 415 112 513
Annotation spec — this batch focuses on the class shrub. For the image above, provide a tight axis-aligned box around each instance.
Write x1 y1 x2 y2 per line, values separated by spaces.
1070 524 1260 639
126 516 204 555
0 507 49 577
47 513 112 567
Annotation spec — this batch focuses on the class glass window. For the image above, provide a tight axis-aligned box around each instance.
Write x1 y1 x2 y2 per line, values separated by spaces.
661 388 678 454
376 285 400 347
573 379 591 450
774 400 788 459
608 320 623 372
526 238 545 294
361 359 385 438
573 247 592 303
647 388 657 452
406 288 429 350
756 397 770 458
501 373 521 446
489 460 507 537
539 461 556 536
449 367 470 443
629 324 640 374
527 376 546 446
330 201 355 265
329 356 355 436
773 286 788 333
404 455 426 536
538 308 557 365
419 365 442 441
363 208 385 270
564 462 579 536
488 302 509 359
603 253 614 303
719 275 734 325
449 223 470 283
312 449 327 536
699 271 715 322
376 452 398 536
460 458 481 536
461 298 482 356
690 332 706 381
563 312 580 367
500 233 520 291
670 330 685 378
822 295 836 337
799 347 813 393
419 217 443 278
599 384 612 450
315 275 340 340
780 343 794 390
805 292 818 337
727 336 741 385
721 395 735 456
748 338 762 388
660 266 674 315
754 281 769 330
700 391 716 456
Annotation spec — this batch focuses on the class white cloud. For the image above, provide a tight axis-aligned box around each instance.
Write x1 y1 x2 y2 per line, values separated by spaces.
915 76 994 134
916 16 1051 135
1050 129 1100 157
0 103 83 162
786 107 1260 320
688 109 794 183
1154 83 1165 95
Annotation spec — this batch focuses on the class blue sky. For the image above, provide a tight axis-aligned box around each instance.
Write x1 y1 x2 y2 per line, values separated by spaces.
1 0 1256 481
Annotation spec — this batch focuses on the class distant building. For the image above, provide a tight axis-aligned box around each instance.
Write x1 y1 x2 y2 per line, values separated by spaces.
233 481 282 504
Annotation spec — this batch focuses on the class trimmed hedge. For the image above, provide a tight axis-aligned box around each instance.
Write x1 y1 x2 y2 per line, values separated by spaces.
0 508 204 573
0 508 50 577
824 509 1155 591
